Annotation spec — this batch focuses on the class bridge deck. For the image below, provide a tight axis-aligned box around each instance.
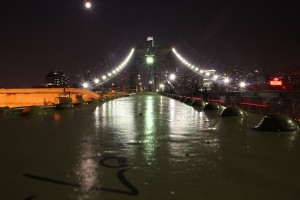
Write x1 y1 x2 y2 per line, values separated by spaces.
0 93 299 200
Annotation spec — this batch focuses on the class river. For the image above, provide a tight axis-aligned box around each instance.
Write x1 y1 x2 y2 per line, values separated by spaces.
0 93 299 200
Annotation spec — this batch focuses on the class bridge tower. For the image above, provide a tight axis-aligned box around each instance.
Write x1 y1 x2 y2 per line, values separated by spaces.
129 45 173 92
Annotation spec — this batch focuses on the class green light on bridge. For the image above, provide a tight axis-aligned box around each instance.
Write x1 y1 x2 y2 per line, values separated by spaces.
146 56 154 65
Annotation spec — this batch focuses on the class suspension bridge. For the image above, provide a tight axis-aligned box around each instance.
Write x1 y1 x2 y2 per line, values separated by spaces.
81 46 221 94
1 41 300 200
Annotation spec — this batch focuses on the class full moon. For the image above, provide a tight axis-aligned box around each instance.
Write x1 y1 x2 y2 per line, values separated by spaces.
85 2 91 9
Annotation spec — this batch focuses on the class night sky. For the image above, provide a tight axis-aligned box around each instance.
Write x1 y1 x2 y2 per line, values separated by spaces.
1 0 299 87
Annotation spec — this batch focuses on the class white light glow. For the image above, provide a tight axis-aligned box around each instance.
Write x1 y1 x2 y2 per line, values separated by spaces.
213 75 219 80
94 78 99 84
224 78 230 84
83 82 89 89
169 74 176 80
239 81 246 88
205 72 211 76
85 1 92 9
146 56 154 65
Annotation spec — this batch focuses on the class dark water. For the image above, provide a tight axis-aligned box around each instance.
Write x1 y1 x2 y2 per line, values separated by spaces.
0 93 299 200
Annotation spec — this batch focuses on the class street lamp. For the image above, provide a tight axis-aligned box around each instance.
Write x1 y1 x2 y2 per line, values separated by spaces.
83 82 89 89
213 75 219 80
223 77 230 92
239 81 246 91
224 77 230 84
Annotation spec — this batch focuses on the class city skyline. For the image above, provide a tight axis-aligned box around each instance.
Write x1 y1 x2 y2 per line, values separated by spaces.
1 1 300 87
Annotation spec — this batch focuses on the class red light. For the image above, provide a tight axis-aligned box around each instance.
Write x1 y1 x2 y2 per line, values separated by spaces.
208 99 225 103
240 102 268 107
270 77 282 86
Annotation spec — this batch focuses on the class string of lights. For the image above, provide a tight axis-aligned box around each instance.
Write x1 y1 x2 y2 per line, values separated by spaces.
171 48 218 81
82 48 135 89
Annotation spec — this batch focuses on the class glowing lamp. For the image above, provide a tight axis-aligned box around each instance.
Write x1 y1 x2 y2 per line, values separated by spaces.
146 56 154 65
169 74 176 80
83 82 89 89
224 78 230 84
94 78 100 84
239 81 246 88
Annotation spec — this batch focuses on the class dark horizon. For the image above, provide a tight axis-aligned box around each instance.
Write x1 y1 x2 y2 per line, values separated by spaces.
1 1 300 87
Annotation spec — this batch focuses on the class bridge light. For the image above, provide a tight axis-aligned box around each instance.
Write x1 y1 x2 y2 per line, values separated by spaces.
159 84 165 88
239 81 246 88
200 70 204 74
94 78 100 84
146 56 154 65
224 77 230 84
205 72 211 76
213 75 219 80
83 82 89 89
169 73 176 80
102 75 107 80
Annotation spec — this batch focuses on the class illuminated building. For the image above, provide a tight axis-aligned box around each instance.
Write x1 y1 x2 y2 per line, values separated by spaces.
44 69 70 88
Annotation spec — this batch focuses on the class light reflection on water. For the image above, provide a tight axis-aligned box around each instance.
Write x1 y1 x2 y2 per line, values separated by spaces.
142 96 156 160
78 149 98 191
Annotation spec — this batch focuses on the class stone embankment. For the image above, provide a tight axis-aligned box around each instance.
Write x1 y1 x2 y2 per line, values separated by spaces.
0 88 129 112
